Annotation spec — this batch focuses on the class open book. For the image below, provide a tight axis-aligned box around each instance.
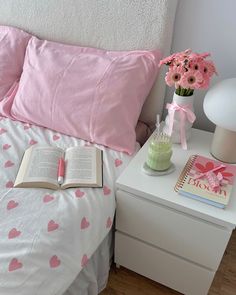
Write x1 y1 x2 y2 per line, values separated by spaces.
14 145 103 190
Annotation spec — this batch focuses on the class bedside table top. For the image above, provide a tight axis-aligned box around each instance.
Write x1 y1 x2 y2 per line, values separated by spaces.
116 128 236 228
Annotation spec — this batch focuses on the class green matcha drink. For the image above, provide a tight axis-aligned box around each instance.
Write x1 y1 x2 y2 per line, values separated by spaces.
146 134 172 171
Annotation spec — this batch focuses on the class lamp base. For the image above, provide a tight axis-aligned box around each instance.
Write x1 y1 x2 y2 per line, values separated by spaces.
211 126 236 164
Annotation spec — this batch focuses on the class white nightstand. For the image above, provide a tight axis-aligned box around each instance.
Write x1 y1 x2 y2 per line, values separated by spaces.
114 128 236 295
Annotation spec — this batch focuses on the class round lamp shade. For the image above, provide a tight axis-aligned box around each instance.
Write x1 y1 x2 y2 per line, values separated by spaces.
203 78 236 131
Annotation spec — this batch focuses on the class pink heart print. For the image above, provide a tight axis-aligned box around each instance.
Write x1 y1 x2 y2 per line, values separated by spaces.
81 254 89 268
75 189 85 198
8 228 21 239
103 185 111 195
7 200 19 210
115 159 123 167
3 143 11 150
4 160 14 168
23 124 31 130
81 217 90 229
9 258 23 272
43 194 54 203
48 220 59 232
53 135 60 141
49 255 61 268
106 217 113 228
0 128 7 135
6 181 14 188
29 139 38 145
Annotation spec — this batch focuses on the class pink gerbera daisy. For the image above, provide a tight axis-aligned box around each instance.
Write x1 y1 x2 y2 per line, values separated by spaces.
165 66 185 87
158 53 177 67
200 60 218 78
189 59 202 71
180 70 203 89
198 76 210 89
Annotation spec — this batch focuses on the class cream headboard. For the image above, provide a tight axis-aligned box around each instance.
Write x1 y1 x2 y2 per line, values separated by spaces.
0 0 178 124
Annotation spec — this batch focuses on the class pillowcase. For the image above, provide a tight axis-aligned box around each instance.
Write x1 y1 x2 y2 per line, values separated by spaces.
0 26 31 100
10 37 161 154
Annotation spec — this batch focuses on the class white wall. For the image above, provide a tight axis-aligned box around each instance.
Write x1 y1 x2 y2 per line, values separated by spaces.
163 0 236 132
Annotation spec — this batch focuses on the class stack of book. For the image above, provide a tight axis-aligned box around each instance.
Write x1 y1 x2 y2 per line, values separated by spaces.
175 155 236 209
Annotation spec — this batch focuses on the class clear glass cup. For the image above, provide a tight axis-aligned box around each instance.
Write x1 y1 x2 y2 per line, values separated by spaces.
146 133 172 171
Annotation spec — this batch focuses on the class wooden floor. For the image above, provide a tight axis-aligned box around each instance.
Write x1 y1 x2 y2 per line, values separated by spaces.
101 230 236 295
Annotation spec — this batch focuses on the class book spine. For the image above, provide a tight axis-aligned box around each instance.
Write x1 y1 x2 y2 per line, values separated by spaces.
174 155 197 192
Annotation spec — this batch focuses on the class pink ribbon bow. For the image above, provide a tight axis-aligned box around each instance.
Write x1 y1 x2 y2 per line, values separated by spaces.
194 164 226 192
166 102 196 150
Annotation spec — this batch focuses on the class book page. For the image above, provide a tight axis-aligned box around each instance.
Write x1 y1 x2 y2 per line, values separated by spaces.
63 146 102 187
15 146 64 187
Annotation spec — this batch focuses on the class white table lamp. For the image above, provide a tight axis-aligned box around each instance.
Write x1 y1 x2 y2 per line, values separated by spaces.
203 78 236 163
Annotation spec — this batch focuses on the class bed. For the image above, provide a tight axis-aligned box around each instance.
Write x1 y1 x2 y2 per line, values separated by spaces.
0 1 178 294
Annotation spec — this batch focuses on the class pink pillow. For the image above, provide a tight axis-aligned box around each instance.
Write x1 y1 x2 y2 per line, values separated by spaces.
0 26 31 100
10 37 161 154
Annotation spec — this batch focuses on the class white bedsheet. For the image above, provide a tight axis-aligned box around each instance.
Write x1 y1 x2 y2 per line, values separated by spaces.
0 117 137 295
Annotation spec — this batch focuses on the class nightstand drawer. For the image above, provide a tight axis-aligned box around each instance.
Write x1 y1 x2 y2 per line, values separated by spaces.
116 190 231 270
115 232 214 295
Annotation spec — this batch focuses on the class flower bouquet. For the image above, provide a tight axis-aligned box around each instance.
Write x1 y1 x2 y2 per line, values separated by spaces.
159 49 217 149
159 49 217 96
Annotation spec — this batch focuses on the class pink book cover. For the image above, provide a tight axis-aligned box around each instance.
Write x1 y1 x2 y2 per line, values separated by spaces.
175 155 236 207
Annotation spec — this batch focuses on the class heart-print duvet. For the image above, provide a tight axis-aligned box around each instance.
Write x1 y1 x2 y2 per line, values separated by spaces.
0 117 137 295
